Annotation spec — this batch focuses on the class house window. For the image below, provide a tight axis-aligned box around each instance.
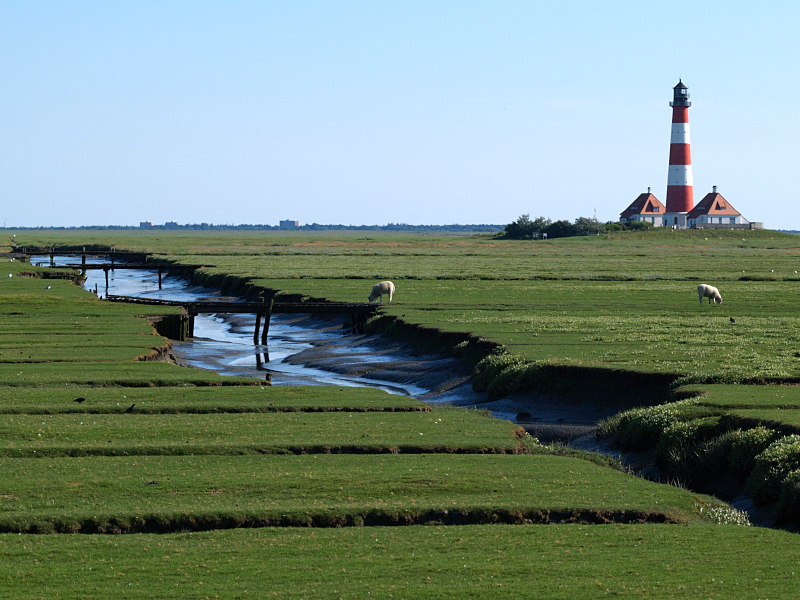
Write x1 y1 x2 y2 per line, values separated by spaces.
652 207 660 212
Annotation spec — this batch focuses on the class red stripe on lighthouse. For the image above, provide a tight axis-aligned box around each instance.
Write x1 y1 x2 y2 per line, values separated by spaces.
666 185 693 211
668 143 691 165
671 105 689 123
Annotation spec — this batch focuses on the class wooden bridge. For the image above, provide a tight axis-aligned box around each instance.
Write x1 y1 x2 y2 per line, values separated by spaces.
38 263 176 289
105 295 381 340
32 256 205 290
28 248 148 267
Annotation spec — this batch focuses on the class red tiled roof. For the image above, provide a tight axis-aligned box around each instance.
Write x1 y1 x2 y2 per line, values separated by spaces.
686 193 742 219
620 193 666 219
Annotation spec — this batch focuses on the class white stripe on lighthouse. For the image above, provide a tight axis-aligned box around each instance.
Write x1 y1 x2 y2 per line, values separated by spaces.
668 164 694 186
670 123 691 144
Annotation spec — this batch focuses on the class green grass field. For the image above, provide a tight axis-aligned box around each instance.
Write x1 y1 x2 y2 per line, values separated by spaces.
0 407 529 457
0 384 425 413
0 453 717 533
1 524 796 599
4 229 800 597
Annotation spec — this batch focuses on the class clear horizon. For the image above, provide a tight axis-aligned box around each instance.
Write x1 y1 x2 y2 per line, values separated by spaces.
3 1 799 229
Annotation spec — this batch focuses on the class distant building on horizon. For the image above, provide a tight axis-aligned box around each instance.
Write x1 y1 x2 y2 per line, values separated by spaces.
279 220 300 229
139 221 154 228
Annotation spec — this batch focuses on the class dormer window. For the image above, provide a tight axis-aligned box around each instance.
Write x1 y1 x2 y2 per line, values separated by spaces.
652 207 660 212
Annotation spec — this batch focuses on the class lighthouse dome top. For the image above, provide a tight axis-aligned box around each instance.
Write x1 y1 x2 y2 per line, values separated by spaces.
670 79 691 107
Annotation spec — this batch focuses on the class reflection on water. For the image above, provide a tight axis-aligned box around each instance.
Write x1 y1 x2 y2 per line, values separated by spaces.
44 256 434 396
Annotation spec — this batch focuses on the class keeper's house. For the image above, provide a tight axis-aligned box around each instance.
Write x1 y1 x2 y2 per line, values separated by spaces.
685 187 754 229
619 188 666 226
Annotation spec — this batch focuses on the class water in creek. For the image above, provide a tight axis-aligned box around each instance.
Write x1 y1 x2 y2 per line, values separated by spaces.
64 259 474 401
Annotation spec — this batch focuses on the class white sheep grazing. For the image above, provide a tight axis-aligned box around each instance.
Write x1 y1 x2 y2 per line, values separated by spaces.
697 284 722 305
368 280 395 303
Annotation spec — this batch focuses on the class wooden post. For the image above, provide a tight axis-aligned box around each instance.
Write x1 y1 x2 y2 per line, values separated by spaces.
49 248 54 266
82 247 86 267
158 269 163 289
261 299 274 344
254 313 262 344
104 268 109 289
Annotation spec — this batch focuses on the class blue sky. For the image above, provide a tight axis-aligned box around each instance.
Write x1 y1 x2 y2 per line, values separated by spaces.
2 1 799 228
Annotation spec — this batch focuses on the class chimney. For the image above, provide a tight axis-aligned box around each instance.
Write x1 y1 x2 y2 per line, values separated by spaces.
647 187 651 194
712 186 717 193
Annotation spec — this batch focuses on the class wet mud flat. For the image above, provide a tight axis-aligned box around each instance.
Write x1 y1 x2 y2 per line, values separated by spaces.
462 392 619 449
177 311 483 402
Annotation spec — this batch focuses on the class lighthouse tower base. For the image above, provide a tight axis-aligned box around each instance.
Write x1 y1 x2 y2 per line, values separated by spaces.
662 212 688 229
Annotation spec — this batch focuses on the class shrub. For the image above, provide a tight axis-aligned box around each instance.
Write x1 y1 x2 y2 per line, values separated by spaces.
597 398 698 451
697 427 779 482
747 435 800 505
471 350 520 393
728 427 781 477
656 422 702 474
656 418 724 484
471 350 547 399
485 361 546 399
776 469 800 525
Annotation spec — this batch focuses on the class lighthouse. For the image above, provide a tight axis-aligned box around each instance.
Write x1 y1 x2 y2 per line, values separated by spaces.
664 80 693 228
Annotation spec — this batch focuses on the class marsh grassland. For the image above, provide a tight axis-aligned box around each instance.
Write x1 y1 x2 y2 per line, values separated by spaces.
2 228 800 598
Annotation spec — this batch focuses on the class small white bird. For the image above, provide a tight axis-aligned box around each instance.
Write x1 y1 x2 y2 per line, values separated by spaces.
7 274 11 278
45 285 51 290
771 269 774 273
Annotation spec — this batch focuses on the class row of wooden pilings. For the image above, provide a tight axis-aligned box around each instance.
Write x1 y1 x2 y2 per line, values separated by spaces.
252 299 275 344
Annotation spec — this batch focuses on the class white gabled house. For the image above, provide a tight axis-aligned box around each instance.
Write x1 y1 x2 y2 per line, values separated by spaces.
686 187 750 228
619 189 666 226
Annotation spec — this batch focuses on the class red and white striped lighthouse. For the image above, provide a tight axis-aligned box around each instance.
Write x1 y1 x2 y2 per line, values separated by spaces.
664 80 693 227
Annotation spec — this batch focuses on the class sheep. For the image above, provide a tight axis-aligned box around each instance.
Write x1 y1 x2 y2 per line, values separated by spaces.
368 280 395 303
697 284 722 305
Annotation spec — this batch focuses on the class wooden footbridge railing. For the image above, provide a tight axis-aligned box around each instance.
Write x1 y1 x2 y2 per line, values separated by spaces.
34 261 198 290
105 295 381 340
